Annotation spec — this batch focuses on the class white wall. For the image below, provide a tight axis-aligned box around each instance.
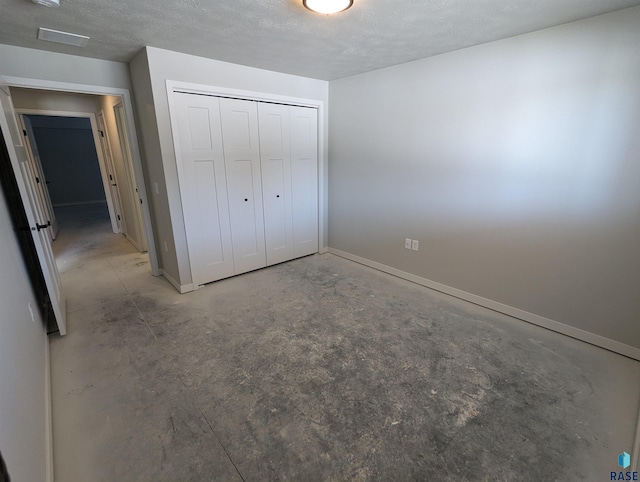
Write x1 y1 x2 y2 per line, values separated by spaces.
328 7 640 351
130 47 329 287
0 44 131 90
0 172 48 481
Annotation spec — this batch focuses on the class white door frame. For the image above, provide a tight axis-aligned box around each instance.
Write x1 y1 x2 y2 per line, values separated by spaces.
96 110 124 233
112 101 147 252
2 75 159 276
16 109 121 234
166 80 326 290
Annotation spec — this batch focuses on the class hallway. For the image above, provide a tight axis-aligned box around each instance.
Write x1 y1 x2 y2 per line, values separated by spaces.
49 205 640 481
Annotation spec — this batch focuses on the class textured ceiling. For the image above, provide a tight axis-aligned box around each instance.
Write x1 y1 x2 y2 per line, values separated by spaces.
1 0 639 80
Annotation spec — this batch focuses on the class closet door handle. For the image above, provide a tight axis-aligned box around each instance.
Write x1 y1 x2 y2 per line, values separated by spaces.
276 195 280 198
244 198 248 202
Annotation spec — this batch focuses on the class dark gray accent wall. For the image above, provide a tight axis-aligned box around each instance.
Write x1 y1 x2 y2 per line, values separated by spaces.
28 115 106 207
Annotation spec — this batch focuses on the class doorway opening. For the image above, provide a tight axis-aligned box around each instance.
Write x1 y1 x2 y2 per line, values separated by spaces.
21 115 113 239
12 87 147 253
0 81 157 335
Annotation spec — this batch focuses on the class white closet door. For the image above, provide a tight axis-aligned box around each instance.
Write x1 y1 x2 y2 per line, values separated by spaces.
258 102 294 266
220 98 266 274
174 93 235 285
290 106 318 257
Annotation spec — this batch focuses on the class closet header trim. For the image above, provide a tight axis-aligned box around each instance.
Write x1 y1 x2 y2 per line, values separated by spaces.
173 90 318 110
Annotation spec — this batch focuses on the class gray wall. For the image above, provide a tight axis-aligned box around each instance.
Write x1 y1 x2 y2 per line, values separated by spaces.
28 115 106 207
129 48 172 278
9 87 103 113
0 44 132 89
328 7 640 350
0 153 49 482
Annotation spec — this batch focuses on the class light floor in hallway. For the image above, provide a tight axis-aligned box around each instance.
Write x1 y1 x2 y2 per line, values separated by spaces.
50 204 640 481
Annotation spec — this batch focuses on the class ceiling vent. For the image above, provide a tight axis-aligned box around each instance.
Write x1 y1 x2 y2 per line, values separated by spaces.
32 0 60 6
37 27 90 47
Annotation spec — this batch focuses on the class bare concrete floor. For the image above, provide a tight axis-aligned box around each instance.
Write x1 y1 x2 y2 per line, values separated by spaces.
50 204 640 481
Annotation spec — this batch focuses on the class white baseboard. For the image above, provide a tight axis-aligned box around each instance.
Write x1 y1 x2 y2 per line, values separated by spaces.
160 269 194 294
328 248 640 361
44 333 54 482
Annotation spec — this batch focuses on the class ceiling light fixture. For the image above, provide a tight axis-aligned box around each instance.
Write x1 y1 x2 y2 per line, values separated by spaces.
303 0 353 15
32 0 60 7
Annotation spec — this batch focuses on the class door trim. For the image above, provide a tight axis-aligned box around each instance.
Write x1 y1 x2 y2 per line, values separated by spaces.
96 110 124 233
112 101 147 252
166 80 327 289
2 75 159 276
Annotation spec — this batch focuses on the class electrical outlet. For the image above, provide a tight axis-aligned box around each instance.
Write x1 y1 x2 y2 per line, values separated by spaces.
405 238 412 249
412 240 419 251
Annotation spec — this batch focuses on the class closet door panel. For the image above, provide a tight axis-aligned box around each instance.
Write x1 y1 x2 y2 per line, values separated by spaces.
193 160 226 267
261 158 289 263
290 106 319 257
227 159 261 267
220 98 266 274
173 93 234 285
258 103 293 265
